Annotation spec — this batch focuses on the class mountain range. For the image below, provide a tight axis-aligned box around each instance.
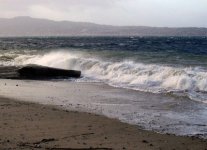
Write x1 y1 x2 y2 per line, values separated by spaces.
0 16 207 37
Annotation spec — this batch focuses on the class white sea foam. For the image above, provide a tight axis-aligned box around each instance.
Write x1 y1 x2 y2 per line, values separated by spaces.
5 50 207 102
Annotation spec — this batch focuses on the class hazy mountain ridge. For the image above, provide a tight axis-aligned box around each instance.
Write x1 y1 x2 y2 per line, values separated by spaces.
0 16 207 37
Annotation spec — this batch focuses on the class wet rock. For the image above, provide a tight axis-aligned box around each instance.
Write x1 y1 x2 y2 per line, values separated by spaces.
18 64 81 79
0 64 81 79
142 140 149 143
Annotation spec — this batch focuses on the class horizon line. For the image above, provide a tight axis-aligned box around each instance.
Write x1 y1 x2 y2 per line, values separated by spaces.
0 16 207 29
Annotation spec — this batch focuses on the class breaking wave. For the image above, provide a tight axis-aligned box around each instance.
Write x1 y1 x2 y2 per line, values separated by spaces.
4 50 207 103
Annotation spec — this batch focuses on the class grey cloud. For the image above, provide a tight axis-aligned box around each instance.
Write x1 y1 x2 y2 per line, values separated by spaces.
0 0 206 27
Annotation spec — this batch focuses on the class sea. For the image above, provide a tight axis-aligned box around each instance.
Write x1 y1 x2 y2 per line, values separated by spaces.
0 36 207 138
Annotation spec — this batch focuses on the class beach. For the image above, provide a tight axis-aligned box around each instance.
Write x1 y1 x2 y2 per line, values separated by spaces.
0 79 206 149
0 79 207 138
0 37 207 149
0 97 207 150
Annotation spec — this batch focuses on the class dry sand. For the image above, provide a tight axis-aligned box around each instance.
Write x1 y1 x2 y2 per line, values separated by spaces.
0 97 206 150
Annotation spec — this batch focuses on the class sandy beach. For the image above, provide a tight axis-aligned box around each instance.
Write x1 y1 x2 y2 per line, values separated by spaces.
0 79 207 138
0 1 207 149
0 97 206 150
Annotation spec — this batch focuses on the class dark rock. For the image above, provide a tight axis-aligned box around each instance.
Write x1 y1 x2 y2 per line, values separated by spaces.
17 64 81 79
142 140 149 143
0 65 81 80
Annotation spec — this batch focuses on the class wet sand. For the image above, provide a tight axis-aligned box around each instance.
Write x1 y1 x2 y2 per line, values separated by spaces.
0 97 206 150
1 79 207 138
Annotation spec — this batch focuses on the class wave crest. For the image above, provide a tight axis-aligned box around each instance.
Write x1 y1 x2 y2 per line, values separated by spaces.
11 51 207 102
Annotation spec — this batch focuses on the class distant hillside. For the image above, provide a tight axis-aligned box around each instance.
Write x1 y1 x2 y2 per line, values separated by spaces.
0 16 207 37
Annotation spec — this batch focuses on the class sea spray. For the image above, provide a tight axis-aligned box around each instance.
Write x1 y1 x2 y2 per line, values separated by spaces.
1 37 207 103
7 50 207 103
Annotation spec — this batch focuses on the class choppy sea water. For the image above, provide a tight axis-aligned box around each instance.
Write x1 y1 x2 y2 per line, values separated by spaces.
0 37 207 138
1 37 207 103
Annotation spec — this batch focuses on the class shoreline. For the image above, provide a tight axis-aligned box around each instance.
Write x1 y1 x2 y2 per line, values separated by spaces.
0 97 207 150
0 79 207 139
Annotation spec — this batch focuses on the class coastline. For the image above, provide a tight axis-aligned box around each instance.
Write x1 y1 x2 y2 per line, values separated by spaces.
0 79 207 138
0 97 207 150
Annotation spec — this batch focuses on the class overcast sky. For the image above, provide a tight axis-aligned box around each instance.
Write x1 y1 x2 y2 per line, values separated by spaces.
0 0 207 27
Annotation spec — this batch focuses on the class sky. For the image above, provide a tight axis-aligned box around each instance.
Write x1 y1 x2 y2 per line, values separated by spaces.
0 0 207 27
